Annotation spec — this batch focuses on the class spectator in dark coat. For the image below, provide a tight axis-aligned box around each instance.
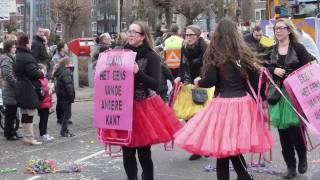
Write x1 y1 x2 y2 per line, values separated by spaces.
243 26 266 54
157 63 174 102
14 34 44 145
53 57 75 137
51 42 69 124
91 33 112 71
0 41 21 140
31 27 50 70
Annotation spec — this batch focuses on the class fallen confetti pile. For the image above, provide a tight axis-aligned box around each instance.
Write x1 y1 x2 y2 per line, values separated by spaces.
204 161 283 177
26 159 81 175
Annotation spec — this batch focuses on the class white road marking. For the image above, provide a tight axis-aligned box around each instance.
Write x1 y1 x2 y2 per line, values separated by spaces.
74 150 105 163
25 175 41 180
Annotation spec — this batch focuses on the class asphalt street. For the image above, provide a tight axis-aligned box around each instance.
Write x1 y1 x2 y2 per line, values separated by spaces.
1 100 320 180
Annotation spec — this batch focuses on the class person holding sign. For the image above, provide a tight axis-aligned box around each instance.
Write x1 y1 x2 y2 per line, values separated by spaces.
174 18 275 180
267 18 312 179
99 21 181 180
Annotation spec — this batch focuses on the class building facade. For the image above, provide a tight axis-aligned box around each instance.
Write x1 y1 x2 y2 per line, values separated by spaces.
24 0 51 37
240 0 267 26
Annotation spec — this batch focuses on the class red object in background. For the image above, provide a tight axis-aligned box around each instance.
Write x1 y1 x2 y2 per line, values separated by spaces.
244 21 251 27
68 38 95 56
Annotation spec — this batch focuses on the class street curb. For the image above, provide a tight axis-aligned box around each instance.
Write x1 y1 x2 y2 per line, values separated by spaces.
74 98 93 102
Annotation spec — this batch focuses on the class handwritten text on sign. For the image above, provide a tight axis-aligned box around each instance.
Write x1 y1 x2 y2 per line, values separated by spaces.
94 50 136 130
285 64 320 132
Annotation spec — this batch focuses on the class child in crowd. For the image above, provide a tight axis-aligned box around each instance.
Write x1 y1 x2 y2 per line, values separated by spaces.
53 57 75 137
38 63 54 141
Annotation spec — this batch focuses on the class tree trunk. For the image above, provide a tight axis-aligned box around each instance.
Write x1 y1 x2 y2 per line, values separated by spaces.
165 6 172 29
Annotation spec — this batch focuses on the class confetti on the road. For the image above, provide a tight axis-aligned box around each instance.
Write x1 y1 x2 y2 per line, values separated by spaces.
57 164 81 173
204 162 283 177
0 168 17 173
26 159 81 174
26 159 58 174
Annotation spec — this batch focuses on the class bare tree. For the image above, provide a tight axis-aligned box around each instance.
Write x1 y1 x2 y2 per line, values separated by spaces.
51 0 90 41
173 0 210 25
3 17 20 33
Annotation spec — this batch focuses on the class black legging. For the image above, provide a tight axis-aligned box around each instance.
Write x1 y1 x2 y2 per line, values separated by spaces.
122 146 153 180
38 108 49 136
278 126 306 169
4 105 18 138
216 154 252 180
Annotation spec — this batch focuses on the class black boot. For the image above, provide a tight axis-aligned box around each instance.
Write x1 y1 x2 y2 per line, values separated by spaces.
282 151 297 179
298 154 308 174
236 174 254 180
189 154 202 161
283 167 297 179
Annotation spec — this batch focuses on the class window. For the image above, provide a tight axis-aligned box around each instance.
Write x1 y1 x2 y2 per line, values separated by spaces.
17 4 24 16
97 9 101 18
91 22 97 32
91 9 96 18
56 23 62 32
92 0 96 5
255 8 266 21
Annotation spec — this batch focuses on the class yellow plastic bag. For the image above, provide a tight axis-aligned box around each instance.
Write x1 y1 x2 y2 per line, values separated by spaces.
259 36 275 47
173 84 215 120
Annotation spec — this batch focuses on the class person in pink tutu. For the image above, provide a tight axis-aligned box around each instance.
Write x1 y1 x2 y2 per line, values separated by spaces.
174 18 275 180
99 21 181 180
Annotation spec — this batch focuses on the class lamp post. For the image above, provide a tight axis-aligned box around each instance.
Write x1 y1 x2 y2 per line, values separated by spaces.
317 0 320 14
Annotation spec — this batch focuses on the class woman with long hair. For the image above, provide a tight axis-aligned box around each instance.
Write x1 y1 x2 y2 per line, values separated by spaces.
268 18 311 179
99 21 181 180
174 18 274 180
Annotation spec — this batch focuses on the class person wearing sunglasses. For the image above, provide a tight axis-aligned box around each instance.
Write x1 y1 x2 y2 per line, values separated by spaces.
267 18 312 179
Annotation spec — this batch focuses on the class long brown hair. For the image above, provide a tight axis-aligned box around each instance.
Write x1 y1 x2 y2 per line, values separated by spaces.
202 18 261 77
131 21 154 49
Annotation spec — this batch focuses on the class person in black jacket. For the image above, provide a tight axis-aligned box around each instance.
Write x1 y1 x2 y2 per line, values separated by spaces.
91 33 112 71
174 18 274 180
0 41 21 140
14 34 44 145
243 26 264 53
175 25 209 161
100 21 181 180
267 18 311 179
32 27 50 71
53 57 75 137
176 25 208 84
157 62 174 102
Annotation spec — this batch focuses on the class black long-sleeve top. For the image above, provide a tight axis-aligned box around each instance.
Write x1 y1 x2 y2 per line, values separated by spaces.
266 42 311 85
124 43 160 100
198 62 262 98
179 37 208 83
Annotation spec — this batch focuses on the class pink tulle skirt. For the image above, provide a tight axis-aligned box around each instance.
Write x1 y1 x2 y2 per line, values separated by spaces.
174 94 275 158
99 95 181 148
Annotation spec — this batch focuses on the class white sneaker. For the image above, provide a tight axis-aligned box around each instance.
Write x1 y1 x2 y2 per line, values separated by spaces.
41 134 54 142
